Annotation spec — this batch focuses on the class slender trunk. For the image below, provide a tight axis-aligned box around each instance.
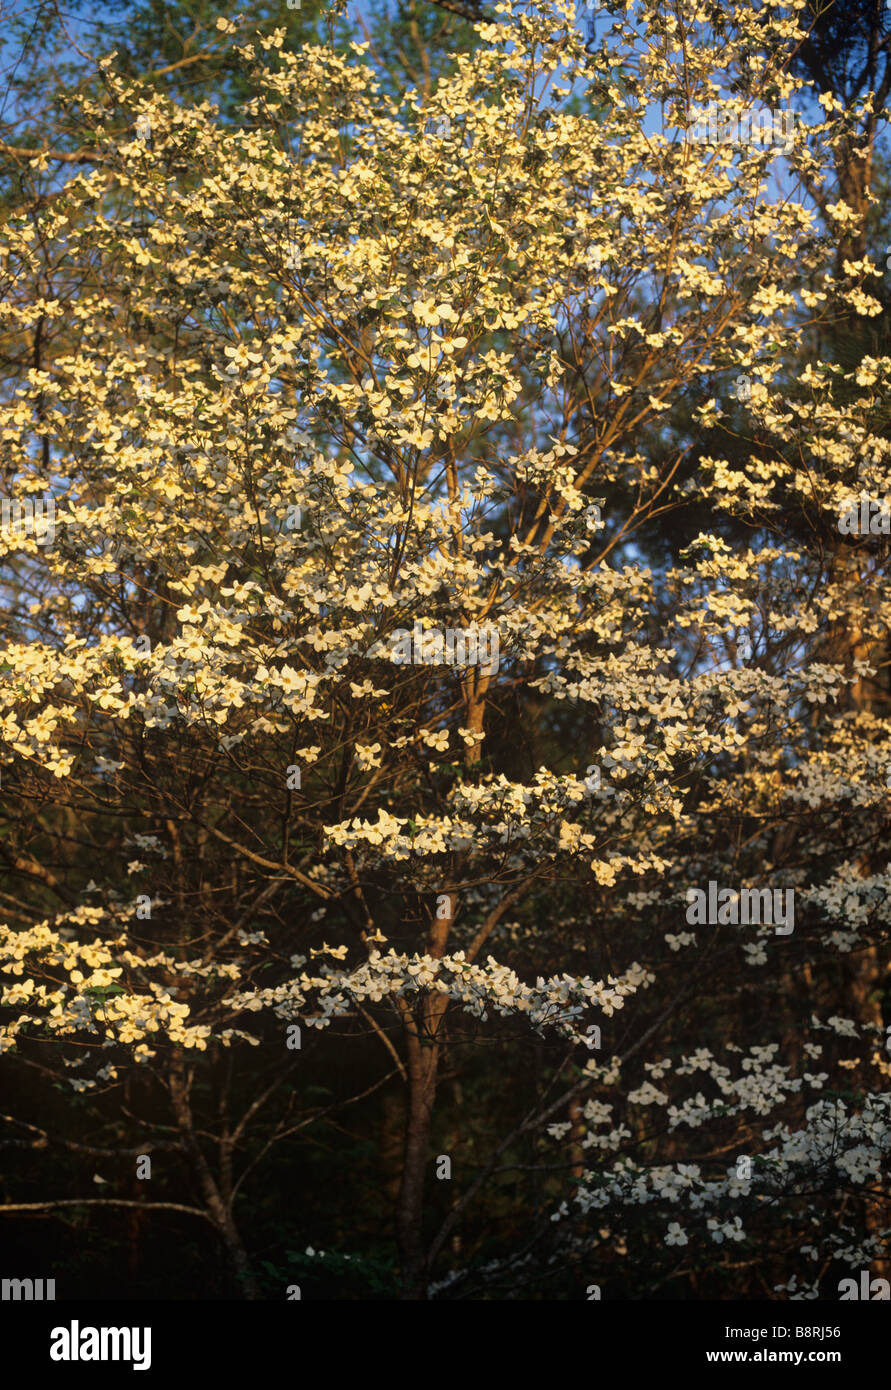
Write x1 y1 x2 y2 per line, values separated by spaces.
380 1087 404 1210
568 1098 585 1183
127 1174 143 1281
395 1005 443 1299
391 662 487 1297
394 882 459 1297
168 1053 260 1299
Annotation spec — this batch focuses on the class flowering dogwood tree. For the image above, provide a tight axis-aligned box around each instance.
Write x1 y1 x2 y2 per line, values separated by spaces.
1 0 890 1299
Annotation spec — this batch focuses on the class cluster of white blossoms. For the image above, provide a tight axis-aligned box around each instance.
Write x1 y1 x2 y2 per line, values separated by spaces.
226 949 654 1040
547 1088 891 1275
0 906 247 1067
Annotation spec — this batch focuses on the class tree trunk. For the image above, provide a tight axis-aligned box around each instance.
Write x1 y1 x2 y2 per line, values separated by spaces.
394 1005 443 1299
168 1053 260 1299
